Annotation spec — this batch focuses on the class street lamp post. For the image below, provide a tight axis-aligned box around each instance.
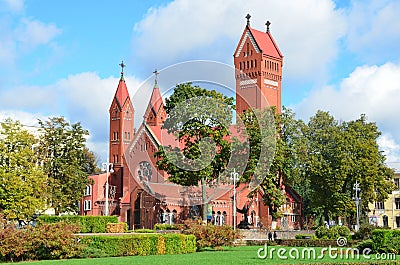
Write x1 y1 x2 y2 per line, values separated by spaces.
102 161 114 216
230 169 239 230
353 181 361 231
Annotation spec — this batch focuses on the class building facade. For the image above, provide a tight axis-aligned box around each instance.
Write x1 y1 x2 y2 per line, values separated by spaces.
80 15 303 230
369 169 400 228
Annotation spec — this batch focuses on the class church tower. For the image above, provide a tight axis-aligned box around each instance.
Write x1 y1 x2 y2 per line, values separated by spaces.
234 14 283 114
108 62 135 201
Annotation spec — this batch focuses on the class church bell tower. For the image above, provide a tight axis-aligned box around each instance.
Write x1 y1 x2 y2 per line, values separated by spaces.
234 14 283 114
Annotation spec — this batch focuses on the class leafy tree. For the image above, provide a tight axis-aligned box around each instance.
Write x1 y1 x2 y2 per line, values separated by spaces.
82 147 102 174
155 83 235 222
237 107 306 221
304 111 394 223
0 119 46 220
38 117 92 214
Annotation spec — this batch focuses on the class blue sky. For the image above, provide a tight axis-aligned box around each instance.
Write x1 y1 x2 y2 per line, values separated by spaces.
0 0 399 169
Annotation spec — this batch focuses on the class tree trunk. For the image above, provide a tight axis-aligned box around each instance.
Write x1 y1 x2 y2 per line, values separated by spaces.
201 177 207 224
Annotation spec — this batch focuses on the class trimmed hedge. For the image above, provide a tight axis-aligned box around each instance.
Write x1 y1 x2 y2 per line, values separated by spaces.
372 229 400 254
38 215 118 233
154 223 184 230
81 234 196 257
106 222 127 233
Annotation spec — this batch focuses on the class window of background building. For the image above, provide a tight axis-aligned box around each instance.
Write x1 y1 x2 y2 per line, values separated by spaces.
395 178 400 190
84 200 91 211
84 185 92 196
375 201 384 210
395 198 400 209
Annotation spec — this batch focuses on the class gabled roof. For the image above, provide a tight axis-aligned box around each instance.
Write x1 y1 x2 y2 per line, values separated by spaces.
234 25 283 59
248 27 283 59
113 77 130 108
143 83 164 119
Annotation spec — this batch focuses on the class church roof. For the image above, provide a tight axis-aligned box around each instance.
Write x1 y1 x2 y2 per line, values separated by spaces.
248 27 283 59
114 77 130 108
143 83 164 119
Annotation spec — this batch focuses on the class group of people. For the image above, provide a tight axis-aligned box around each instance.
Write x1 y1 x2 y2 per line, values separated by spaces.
268 231 278 241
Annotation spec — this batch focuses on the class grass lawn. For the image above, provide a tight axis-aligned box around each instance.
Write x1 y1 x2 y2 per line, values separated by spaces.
19 246 398 265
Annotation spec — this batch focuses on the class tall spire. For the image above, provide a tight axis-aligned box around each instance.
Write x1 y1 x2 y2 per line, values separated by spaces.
119 61 126 80
246 14 251 27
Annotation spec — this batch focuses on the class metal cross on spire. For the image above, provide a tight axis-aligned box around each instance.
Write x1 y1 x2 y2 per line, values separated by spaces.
246 14 251 27
153 69 159 85
119 61 126 78
265 21 271 33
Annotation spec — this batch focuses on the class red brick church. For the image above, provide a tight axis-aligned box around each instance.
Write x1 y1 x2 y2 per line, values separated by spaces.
80 15 303 230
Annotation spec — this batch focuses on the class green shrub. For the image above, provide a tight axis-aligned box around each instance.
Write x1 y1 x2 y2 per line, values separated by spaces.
315 226 329 239
372 229 400 254
154 223 184 230
315 225 351 240
354 239 374 252
0 220 83 262
80 234 196 257
182 219 241 250
295 234 317 239
38 215 118 233
352 224 376 240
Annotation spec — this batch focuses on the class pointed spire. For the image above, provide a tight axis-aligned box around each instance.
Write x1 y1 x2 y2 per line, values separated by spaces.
265 21 271 33
119 61 126 80
113 61 130 108
246 14 251 27
144 70 165 125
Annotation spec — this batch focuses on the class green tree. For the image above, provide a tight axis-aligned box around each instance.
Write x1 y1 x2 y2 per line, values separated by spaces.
82 147 101 174
305 111 394 223
237 107 306 221
0 119 46 220
155 83 235 222
38 117 92 214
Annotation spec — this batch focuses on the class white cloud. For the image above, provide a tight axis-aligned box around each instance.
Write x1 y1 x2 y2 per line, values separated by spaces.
132 0 345 81
0 72 146 161
2 0 24 13
294 62 400 162
345 0 400 63
0 7 61 70
16 18 61 48
378 134 400 164
0 84 58 111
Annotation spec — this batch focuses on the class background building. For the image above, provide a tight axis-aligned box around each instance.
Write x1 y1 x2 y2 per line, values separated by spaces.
370 166 400 228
